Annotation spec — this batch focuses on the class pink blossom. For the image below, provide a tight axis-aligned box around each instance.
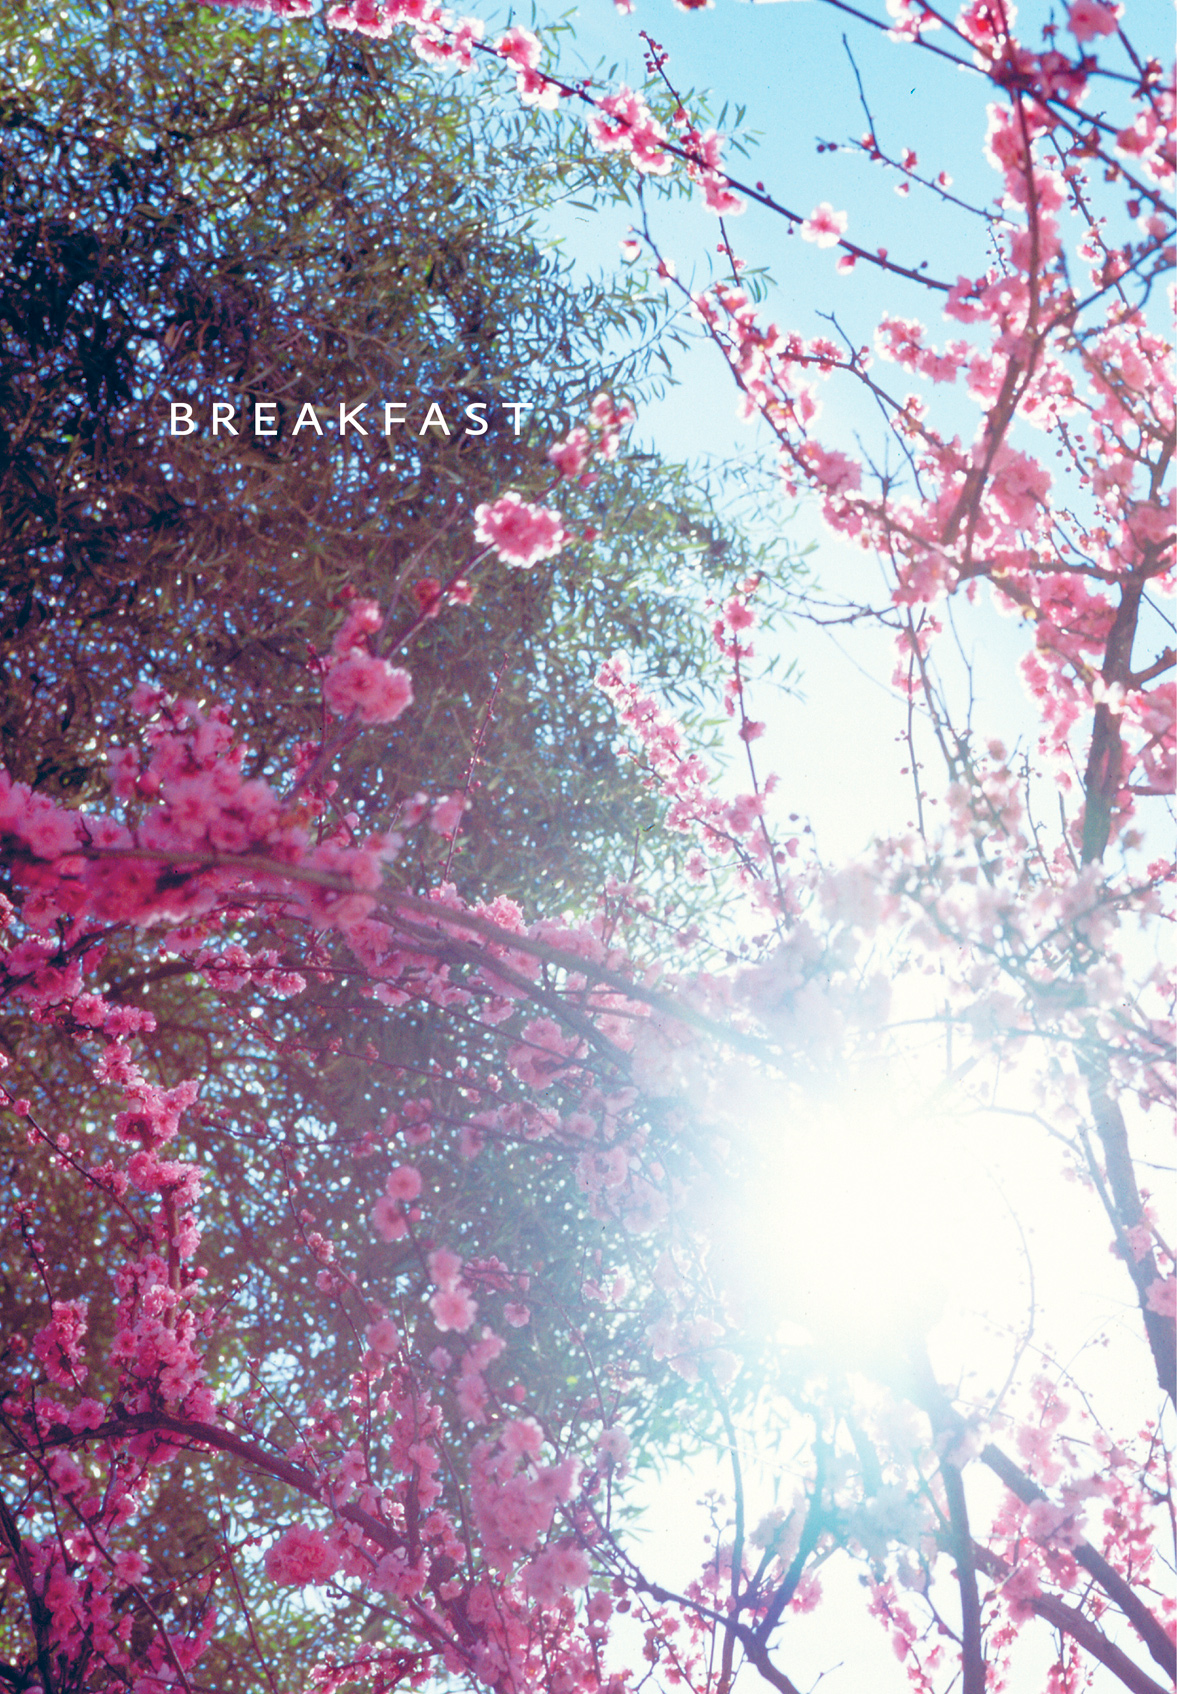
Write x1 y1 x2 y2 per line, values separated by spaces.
1146 1275 1176 1317
129 681 165 716
588 88 671 175
33 1300 88 1387
264 1524 340 1586
700 174 744 214
595 1427 630 1467
522 1541 591 1606
723 596 755 631
799 442 862 495
548 427 591 479
371 1194 409 1241
385 1164 422 1201
588 1591 612 1626
791 1572 823 1613
430 1285 478 1331
323 654 414 724
113 1550 147 1584
429 793 466 838
508 1016 582 1088
495 25 559 107
887 0 941 35
495 24 539 69
1066 0 1121 39
801 203 848 247
501 1417 544 1459
429 1246 464 1289
365 1317 401 1355
473 493 567 568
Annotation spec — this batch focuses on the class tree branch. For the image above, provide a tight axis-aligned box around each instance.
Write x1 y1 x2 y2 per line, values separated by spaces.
973 1542 1172 1694
980 1443 1176 1678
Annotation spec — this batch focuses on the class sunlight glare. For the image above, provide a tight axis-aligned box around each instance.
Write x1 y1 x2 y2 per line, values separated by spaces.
711 1062 986 1357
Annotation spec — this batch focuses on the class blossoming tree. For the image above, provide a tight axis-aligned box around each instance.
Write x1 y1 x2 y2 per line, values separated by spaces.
0 0 1173 1692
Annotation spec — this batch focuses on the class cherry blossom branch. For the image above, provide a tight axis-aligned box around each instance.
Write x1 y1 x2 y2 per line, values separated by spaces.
976 1442 1176 1676
971 1542 1172 1694
837 35 998 225
1077 1066 1177 1406
214 1495 285 1694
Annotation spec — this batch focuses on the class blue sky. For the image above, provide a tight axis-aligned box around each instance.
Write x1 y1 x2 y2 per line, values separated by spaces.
511 0 1174 857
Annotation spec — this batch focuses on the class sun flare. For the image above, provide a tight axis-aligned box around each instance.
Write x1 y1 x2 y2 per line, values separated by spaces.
709 1062 1003 1358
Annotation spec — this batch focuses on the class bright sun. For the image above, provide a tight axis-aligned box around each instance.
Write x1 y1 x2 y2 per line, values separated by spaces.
708 1058 1009 1360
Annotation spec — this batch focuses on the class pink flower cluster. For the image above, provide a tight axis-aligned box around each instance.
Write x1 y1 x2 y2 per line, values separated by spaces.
320 0 484 72
371 1162 422 1241
522 1540 591 1607
265 1523 341 1586
32 1300 89 1388
429 1245 478 1332
548 391 637 484
595 655 777 866
472 1418 580 1570
0 700 399 937
473 491 567 568
587 87 672 175
323 599 414 725
495 25 558 109
507 1015 583 1090
682 126 745 216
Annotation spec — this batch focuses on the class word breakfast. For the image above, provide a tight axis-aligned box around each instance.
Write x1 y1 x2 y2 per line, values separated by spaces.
168 399 531 438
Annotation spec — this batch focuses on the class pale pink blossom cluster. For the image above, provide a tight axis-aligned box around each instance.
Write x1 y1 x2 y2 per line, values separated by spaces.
495 25 558 109
472 1419 580 1570
190 942 306 998
429 1244 478 1331
596 653 780 869
548 391 636 485
322 652 414 724
587 87 672 175
473 491 567 567
506 1015 584 1090
677 93 1175 837
322 0 484 71
322 598 414 725
371 1161 424 1241
522 1540 591 1606
681 126 745 216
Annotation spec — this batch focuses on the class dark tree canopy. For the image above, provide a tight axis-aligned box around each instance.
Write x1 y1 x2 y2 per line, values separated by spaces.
0 0 791 901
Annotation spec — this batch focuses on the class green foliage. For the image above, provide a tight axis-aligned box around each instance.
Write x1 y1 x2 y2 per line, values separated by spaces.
0 0 798 906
